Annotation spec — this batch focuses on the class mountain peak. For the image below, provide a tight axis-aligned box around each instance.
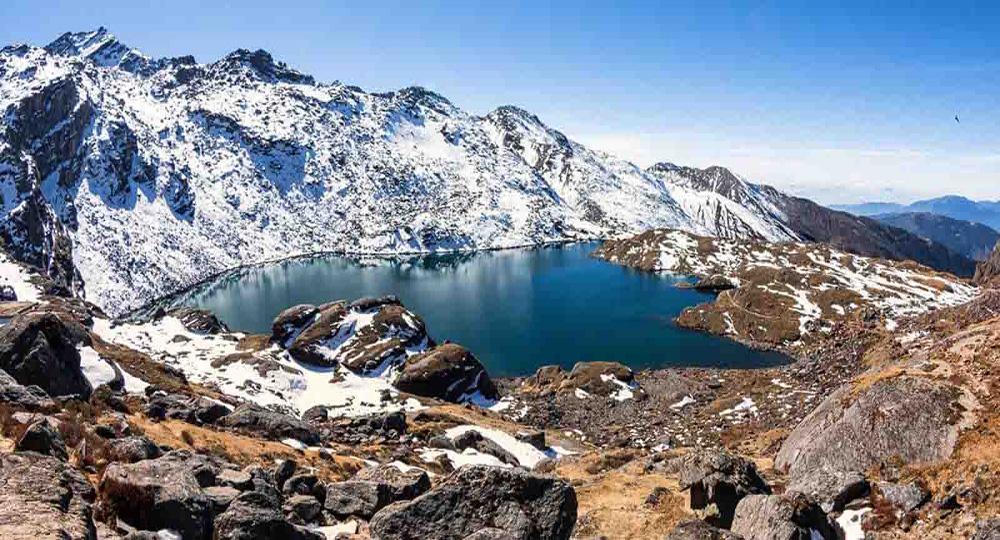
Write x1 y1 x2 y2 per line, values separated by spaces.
45 27 138 68
213 48 314 85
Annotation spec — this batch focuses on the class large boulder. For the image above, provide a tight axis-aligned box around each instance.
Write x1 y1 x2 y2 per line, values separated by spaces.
144 392 231 425
0 451 97 540
324 480 385 520
213 490 324 540
553 361 644 400
776 376 971 482
15 418 69 460
216 404 319 444
675 451 771 529
393 344 498 403
369 465 577 540
99 451 215 540
731 493 839 540
0 368 55 410
108 436 163 463
270 304 320 345
665 519 744 540
0 313 93 398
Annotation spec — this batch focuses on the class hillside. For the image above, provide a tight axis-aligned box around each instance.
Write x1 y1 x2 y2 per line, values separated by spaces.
834 195 1000 230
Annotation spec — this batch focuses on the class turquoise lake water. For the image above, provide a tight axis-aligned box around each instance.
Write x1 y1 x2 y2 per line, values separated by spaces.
184 243 790 377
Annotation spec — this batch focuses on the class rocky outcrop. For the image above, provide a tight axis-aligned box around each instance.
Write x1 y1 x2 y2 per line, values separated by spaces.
273 296 432 373
0 451 97 540
0 313 93 398
369 465 577 540
144 392 232 425
393 344 498 402
775 376 972 482
165 307 229 334
974 242 1000 287
107 436 163 463
99 451 215 539
674 451 771 529
731 493 839 540
323 463 430 520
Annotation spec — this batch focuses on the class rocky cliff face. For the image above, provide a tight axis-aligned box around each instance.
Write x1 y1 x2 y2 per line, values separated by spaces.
974 242 1000 287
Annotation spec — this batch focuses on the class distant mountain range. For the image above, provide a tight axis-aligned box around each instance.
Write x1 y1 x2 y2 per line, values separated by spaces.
873 213 999 261
0 28 979 314
832 196 1000 231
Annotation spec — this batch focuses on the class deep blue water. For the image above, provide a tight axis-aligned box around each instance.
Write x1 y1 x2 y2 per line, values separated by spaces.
183 243 789 377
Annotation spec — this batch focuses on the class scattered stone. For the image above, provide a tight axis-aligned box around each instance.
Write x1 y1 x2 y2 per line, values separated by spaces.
463 529 518 540
272 460 298 490
973 519 1000 540
218 469 255 491
205 485 242 512
0 368 55 410
354 463 431 503
369 465 577 540
282 474 323 500
645 486 671 506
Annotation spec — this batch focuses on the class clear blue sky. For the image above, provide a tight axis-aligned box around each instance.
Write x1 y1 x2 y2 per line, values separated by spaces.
2 0 997 204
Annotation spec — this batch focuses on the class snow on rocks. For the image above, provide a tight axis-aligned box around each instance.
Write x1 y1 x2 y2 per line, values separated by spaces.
597 228 978 348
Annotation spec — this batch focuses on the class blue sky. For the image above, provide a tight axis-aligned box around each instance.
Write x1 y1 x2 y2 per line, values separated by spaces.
2 0 997 204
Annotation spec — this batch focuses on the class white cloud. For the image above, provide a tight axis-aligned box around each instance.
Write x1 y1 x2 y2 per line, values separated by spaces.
574 131 1000 205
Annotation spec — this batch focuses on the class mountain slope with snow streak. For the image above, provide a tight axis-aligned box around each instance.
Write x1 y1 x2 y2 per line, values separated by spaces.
1 28 972 315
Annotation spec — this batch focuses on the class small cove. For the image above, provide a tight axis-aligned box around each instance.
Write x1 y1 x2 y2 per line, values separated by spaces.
182 243 790 377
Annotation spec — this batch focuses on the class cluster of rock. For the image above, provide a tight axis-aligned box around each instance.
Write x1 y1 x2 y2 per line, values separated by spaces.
974 241 1000 287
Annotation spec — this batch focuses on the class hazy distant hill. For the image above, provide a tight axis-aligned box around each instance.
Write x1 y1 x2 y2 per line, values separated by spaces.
874 212 1000 261
833 195 1000 230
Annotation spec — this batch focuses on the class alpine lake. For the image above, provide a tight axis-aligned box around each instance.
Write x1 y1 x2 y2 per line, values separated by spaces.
182 242 790 378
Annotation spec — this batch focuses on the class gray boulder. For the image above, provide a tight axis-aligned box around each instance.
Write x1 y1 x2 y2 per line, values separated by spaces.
665 519 744 540
675 451 771 528
324 481 386 520
217 469 255 491
282 473 324 500
354 463 432 503
785 467 869 513
99 451 214 539
0 451 97 540
15 418 68 460
144 393 231 425
776 376 971 482
213 490 324 540
731 493 839 540
393 344 498 402
217 404 319 444
283 494 322 523
205 485 242 513
369 465 577 540
0 313 93 398
452 429 521 466
463 529 519 540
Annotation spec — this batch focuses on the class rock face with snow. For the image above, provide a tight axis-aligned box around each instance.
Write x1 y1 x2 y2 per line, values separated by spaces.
730 493 839 540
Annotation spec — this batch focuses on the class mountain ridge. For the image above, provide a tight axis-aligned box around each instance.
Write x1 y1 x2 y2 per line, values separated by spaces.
0 28 977 315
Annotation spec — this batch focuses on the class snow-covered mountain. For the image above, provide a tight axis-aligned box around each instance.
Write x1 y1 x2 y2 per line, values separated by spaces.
0 28 969 315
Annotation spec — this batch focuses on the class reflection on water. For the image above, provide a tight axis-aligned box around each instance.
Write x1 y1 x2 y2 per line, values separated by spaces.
183 243 790 377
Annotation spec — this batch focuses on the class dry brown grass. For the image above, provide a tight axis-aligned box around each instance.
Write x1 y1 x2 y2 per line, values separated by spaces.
131 416 365 482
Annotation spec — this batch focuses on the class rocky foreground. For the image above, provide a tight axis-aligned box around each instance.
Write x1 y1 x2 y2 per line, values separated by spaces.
0 241 1000 539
